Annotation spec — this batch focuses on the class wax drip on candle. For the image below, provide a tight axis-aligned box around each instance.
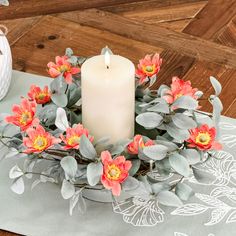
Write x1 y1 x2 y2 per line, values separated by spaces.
104 50 110 69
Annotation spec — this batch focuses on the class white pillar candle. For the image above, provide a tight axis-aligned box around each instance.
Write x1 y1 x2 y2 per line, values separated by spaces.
81 52 135 144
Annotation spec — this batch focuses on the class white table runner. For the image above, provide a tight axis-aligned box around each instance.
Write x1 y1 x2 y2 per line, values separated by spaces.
0 71 235 236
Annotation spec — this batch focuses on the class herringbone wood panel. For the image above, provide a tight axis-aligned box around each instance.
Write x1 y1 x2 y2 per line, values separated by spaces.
0 0 235 235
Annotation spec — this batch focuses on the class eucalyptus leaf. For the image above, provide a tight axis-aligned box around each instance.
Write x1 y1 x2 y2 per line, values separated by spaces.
155 139 178 152
129 159 141 176
87 162 103 186
147 102 170 114
172 113 197 129
157 190 183 207
151 182 170 194
136 112 163 129
210 76 222 96
79 135 97 160
51 93 68 108
55 107 69 131
175 182 194 201
61 179 75 199
172 96 198 110
143 145 168 160
9 165 24 179
180 149 201 165
11 177 25 194
67 84 81 107
169 153 190 177
60 156 78 179
65 48 74 57
38 104 58 125
192 166 216 184
166 123 190 142
122 176 140 191
50 75 67 94
158 85 170 97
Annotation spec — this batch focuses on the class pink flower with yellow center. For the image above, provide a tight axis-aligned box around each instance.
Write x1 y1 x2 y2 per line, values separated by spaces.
101 151 132 196
187 124 222 151
5 98 39 131
127 135 154 155
23 125 61 153
164 77 198 104
60 124 93 150
47 55 80 84
136 53 162 85
28 85 51 104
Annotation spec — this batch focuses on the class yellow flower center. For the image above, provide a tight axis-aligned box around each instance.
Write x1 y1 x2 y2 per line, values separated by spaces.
175 93 183 99
195 132 211 145
59 65 70 72
67 135 81 146
36 93 46 100
142 65 156 74
20 111 32 125
107 164 121 180
33 136 48 151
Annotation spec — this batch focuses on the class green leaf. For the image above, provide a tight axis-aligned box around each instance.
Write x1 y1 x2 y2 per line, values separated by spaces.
9 165 24 179
172 113 197 129
38 104 58 125
151 182 170 194
143 145 168 160
180 149 201 164
192 166 216 184
155 139 178 152
61 179 75 199
175 182 194 201
65 48 74 57
157 191 183 207
210 76 222 96
166 123 190 142
51 93 68 108
60 156 78 179
87 162 103 186
55 107 69 131
136 112 163 129
172 96 198 110
122 176 140 191
11 177 24 194
169 153 190 177
129 159 141 176
147 102 170 114
79 135 97 160
67 84 81 107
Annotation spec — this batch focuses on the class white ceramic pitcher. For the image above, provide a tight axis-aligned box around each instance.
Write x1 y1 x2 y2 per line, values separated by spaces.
0 25 12 101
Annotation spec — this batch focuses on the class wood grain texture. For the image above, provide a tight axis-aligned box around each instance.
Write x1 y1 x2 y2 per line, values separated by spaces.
11 15 163 75
183 0 236 39
0 1 236 234
0 0 146 20
66 9 236 69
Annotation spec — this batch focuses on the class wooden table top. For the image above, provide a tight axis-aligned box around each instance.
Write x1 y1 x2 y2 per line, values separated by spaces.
0 0 236 235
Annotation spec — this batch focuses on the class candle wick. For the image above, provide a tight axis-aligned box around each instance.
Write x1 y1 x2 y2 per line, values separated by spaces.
106 65 109 69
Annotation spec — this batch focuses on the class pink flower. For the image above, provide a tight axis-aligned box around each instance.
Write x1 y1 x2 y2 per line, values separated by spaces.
164 77 198 104
23 125 61 153
136 53 162 85
60 124 93 150
28 85 51 104
5 98 39 131
47 55 80 84
101 151 132 196
127 135 154 155
187 124 222 151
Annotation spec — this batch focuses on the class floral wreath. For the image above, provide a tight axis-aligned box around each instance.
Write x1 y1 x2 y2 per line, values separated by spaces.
0 48 223 216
